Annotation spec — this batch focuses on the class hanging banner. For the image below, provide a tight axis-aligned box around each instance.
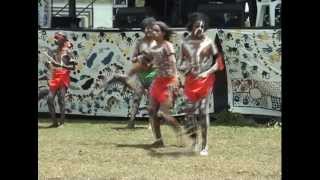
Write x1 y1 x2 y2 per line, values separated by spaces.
38 29 216 117
38 28 281 117
217 29 281 116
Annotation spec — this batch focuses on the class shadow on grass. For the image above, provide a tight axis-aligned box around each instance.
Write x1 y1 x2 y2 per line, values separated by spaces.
114 143 155 150
211 120 261 128
211 118 280 128
209 111 280 128
114 143 196 158
147 148 196 158
38 118 147 126
38 125 52 129
111 126 147 131
38 124 62 129
38 111 280 128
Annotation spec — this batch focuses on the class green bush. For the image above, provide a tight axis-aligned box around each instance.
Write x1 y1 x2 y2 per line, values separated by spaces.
213 110 259 127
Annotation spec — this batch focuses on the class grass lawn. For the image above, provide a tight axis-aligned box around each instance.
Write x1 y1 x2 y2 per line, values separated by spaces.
38 117 281 180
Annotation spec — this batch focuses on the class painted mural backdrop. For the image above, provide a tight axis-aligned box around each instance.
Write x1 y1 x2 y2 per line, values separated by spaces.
38 28 281 117
217 29 281 116
38 29 215 117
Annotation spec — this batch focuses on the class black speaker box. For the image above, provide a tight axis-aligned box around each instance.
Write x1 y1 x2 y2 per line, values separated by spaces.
113 7 152 28
197 3 245 28
51 17 81 28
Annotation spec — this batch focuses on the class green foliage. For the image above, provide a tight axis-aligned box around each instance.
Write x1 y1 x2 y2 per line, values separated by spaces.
213 110 281 128
214 110 258 127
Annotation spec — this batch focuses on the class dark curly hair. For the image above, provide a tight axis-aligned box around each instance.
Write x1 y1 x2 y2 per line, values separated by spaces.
186 12 210 32
140 17 156 30
152 21 174 41
54 32 68 47
54 32 73 49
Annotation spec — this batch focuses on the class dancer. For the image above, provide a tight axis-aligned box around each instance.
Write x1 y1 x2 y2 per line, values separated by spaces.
179 13 225 155
99 17 157 129
138 21 183 147
46 32 76 128
122 17 157 128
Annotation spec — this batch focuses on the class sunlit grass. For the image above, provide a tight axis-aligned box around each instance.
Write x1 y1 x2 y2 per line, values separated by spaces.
39 118 281 180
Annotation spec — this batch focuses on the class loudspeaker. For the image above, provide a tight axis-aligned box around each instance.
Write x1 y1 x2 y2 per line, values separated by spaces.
51 17 81 28
197 3 245 28
113 7 152 28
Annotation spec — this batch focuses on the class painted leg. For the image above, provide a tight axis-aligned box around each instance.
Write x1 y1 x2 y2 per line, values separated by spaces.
57 87 67 127
47 90 58 127
159 95 184 147
199 96 210 156
184 100 199 151
149 98 164 147
127 90 142 128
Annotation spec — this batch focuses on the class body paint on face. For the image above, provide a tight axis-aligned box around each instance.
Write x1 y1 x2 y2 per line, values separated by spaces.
194 21 204 37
